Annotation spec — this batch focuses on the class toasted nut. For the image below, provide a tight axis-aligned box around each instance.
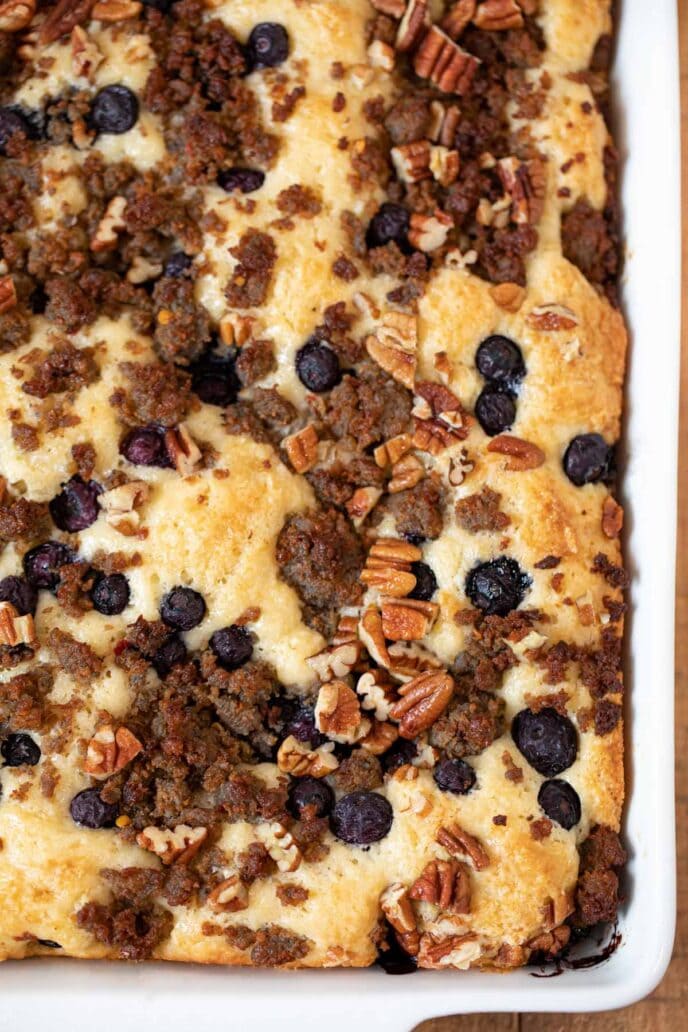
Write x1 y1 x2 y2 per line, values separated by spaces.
374 433 413 468
361 537 421 598
391 140 431 184
0 0 35 32
99 480 150 535
380 883 419 956
489 281 526 312
389 670 454 737
448 448 475 486
395 0 429 51
418 931 481 969
0 275 17 314
487 434 545 471
388 452 426 494
602 496 623 538
0 601 37 648
497 156 545 225
137 825 207 865
276 735 339 777
527 303 579 331
307 640 360 682
413 26 480 94
127 255 163 284
356 669 397 720
283 424 319 473
91 196 127 253
542 890 575 927
370 0 405 15
387 640 443 682
367 39 395 70
258 822 301 873
219 312 257 346
408 210 453 252
473 0 523 30
71 24 103 80
208 875 249 913
441 0 476 37
359 606 391 667
527 924 571 955
315 680 370 744
92 0 143 21
409 858 471 913
366 311 418 390
360 719 399 755
429 145 460 186
346 485 383 527
412 418 464 456
436 824 490 870
164 424 201 476
84 723 142 778
381 598 439 642
332 612 360 646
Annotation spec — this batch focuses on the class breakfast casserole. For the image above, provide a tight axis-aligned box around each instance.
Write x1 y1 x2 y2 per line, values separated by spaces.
0 0 627 969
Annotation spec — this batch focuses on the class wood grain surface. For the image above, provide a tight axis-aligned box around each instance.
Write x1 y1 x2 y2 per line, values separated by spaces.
414 5 688 1029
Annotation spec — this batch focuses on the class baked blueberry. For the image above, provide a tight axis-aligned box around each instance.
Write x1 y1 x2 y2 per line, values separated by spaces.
70 788 119 829
152 634 187 677
512 707 578 777
29 283 47 314
365 202 410 250
90 85 139 134
380 737 417 773
247 23 290 68
408 561 437 602
476 335 525 387
90 573 130 615
1 733 41 767
295 337 341 393
49 476 102 532
0 107 29 154
210 624 253 670
0 575 38 616
23 541 76 591
475 384 516 436
433 758 476 795
163 251 193 278
288 776 334 819
465 557 530 616
331 790 393 845
285 704 326 748
563 433 614 486
120 425 171 467
538 778 581 829
216 168 265 194
160 586 206 630
189 349 240 406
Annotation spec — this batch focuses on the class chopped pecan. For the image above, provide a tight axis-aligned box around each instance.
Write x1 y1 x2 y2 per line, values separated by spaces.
219 313 258 347
380 882 420 956
418 931 481 968
374 433 413 468
389 669 453 737
381 597 438 641
90 196 127 253
99 480 150 535
473 0 524 30
83 723 142 778
307 640 360 682
91 0 142 20
208 875 249 913
498 156 546 225
428 103 461 147
258 822 302 873
448 449 475 486
387 640 442 682
361 537 421 598
436 824 490 870
391 140 431 184
356 669 396 720
388 452 425 493
429 145 460 187
315 680 370 744
413 27 480 94
527 924 571 955
0 275 17 314
164 424 201 476
489 282 526 312
360 719 399 755
276 736 338 777
71 25 103 81
441 0 476 38
127 256 163 285
39 0 96 45
0 0 35 32
527 303 579 332
283 424 319 474
346 486 383 527
395 0 429 52
602 496 623 538
0 601 37 648
409 859 471 914
370 0 405 15
359 606 391 667
487 434 545 471
408 210 453 252
365 311 417 390
137 825 207 865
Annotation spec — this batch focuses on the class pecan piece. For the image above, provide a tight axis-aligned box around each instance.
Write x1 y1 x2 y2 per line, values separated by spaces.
356 669 396 720
413 27 480 94
346 486 383 527
314 680 370 744
0 275 17 314
436 824 490 870
307 640 361 682
283 424 319 474
409 858 471 914
99 480 150 535
360 538 421 598
473 0 523 30
0 0 35 32
39 0 97 44
489 282 526 312
395 0 429 52
276 736 339 777
365 311 417 390
408 210 453 252
487 434 545 471
441 0 476 38
381 597 439 641
370 0 405 15
83 723 142 778
0 601 37 648
258 822 302 873
526 303 579 332
90 196 127 253
387 453 425 494
601 496 623 538
164 424 201 476
418 931 481 968
527 924 571 956
91 0 142 20
208 875 249 913
374 433 413 468
360 719 399 755
380 882 420 956
389 669 453 737
71 25 103 81
391 140 431 184
137 825 207 865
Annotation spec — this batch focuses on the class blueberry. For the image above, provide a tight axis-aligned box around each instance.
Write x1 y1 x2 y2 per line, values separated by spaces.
0 575 37 616
380 738 417 773
29 283 47 314
120 426 171 467
295 337 341 393
365 202 410 251
408 561 437 602
23 541 76 591
538 778 581 829
512 707 578 777
376 932 418 974
475 384 516 436
465 557 530 616
0 107 30 154
1 733 41 767
160 586 206 630
247 22 290 68
288 776 334 819
217 168 265 194
90 573 130 615
152 634 187 677
189 350 240 407
49 476 102 532
285 704 326 748
331 790 393 845
210 624 253 670
433 758 476 795
163 251 193 278
70 788 119 829
90 85 139 134
476 335 525 387
563 433 614 487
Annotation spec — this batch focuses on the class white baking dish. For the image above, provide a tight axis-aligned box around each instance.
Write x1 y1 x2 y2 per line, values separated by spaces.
1 0 679 1025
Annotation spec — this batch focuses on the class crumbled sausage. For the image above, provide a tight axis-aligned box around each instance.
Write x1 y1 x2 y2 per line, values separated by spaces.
48 628 103 684
429 692 505 757
250 924 311 966
225 230 276 309
574 824 626 927
455 487 510 533
0 496 49 542
235 340 276 386
76 899 173 961
22 340 99 399
153 277 211 365
112 361 196 428
331 750 382 792
382 477 444 541
317 362 412 451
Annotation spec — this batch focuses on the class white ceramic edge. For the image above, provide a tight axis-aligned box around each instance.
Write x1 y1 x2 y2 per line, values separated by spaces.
0 0 679 1027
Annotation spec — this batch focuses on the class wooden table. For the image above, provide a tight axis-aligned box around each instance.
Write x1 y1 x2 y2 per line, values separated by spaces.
415 7 688 1029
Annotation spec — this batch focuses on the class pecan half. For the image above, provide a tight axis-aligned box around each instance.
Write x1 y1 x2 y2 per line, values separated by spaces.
359 606 391 667
314 680 370 744
409 859 471 914
441 0 476 38
361 537 421 598
0 275 17 314
283 424 319 473
137 825 207 865
0 0 35 32
389 669 453 737
487 434 545 471
360 719 399 755
473 0 523 30
380 883 420 956
395 0 429 52
0 601 37 648
436 824 490 870
208 875 249 913
526 303 579 331
276 735 339 777
413 27 480 94
381 597 439 641
84 723 142 778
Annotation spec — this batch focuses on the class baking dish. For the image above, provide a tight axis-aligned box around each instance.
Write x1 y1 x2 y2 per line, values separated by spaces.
0 0 679 1024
